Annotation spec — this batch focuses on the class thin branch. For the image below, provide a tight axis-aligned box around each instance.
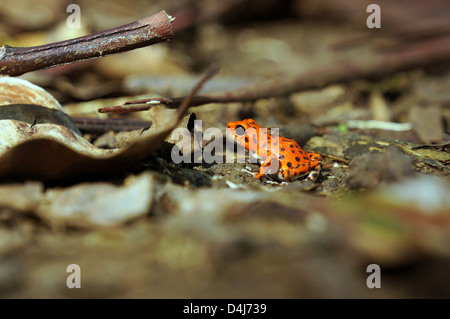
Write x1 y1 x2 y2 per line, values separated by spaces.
99 33 450 113
0 10 174 76
72 117 152 135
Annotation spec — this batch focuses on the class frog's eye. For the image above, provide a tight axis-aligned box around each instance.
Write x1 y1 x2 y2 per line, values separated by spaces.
235 125 246 136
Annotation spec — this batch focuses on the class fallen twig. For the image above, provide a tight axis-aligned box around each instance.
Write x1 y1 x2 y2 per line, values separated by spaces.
0 10 174 76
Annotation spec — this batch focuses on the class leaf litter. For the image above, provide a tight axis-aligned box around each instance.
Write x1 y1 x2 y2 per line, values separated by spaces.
0 1 450 298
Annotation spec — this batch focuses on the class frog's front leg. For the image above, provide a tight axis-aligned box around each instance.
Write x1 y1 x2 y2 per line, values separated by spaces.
255 157 280 180
241 152 259 177
241 166 257 177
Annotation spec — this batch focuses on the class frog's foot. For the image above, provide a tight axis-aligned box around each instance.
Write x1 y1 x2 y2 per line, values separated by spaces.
264 180 288 186
306 163 322 182
241 166 256 177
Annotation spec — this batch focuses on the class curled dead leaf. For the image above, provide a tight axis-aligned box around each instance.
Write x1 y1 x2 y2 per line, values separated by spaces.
0 77 183 182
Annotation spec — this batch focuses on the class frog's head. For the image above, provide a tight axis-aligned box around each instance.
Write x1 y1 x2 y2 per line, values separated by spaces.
226 119 261 151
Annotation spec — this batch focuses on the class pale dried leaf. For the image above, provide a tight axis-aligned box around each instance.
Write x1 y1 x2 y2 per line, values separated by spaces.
0 181 43 211
36 172 155 227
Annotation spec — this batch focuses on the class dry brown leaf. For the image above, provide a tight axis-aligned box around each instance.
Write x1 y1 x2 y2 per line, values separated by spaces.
0 77 107 157
0 77 186 182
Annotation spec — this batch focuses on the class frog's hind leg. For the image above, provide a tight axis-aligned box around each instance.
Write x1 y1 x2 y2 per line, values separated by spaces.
306 162 322 182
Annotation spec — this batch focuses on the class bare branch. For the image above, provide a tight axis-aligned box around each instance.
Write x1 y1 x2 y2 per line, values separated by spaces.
72 117 152 135
0 11 174 76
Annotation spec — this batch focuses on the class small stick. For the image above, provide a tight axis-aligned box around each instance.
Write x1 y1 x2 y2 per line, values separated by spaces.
72 117 152 134
98 96 214 113
0 10 175 76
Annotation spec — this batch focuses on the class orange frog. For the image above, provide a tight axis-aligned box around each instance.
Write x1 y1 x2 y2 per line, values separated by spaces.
227 119 322 182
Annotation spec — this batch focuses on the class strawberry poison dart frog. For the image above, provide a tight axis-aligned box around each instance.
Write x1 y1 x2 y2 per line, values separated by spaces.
227 119 322 182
